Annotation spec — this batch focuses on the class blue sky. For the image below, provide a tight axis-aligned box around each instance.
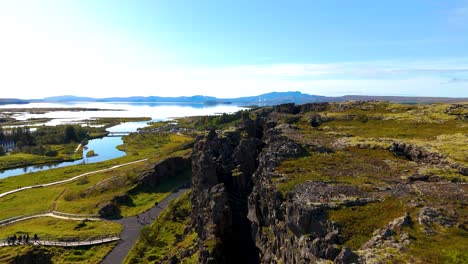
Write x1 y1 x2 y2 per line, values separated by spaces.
0 0 467 98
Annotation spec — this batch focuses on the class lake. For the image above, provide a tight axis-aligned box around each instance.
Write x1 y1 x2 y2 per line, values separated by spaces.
2 102 244 125
0 102 245 178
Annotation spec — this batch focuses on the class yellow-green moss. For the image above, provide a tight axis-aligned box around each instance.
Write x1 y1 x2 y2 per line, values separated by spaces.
276 148 414 194
327 198 408 250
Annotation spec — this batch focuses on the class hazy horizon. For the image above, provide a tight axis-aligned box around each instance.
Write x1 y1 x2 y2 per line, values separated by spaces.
4 90 468 101
1 1 467 98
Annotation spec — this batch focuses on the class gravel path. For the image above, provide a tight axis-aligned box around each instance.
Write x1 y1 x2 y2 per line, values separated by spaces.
101 187 190 264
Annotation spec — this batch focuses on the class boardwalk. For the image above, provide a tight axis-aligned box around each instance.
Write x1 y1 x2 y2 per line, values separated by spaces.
0 159 148 199
101 187 190 264
0 236 120 248
0 185 190 262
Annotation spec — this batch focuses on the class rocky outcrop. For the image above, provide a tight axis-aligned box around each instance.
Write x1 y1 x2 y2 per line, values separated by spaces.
445 104 468 120
418 206 455 234
300 102 329 113
135 156 191 190
274 103 300 114
334 247 359 264
361 213 411 251
390 142 446 165
357 214 413 263
190 113 374 263
112 194 133 206
188 102 467 263
98 202 121 219
273 102 329 115
247 130 355 263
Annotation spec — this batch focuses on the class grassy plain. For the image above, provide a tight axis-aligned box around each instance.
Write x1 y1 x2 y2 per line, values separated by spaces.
0 217 122 240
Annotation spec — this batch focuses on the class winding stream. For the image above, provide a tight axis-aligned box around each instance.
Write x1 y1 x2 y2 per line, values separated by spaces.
0 123 134 179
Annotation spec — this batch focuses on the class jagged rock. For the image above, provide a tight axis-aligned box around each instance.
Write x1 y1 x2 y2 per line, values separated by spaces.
291 181 371 205
325 244 341 260
445 104 468 120
300 102 329 113
248 134 343 262
135 156 191 189
191 128 261 263
418 207 455 233
456 165 468 176
407 174 429 182
334 247 360 264
362 213 411 250
98 202 121 218
310 113 323 127
390 142 446 165
274 103 300 114
112 194 133 205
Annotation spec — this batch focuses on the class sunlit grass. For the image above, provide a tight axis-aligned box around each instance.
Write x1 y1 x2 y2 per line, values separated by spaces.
0 217 122 240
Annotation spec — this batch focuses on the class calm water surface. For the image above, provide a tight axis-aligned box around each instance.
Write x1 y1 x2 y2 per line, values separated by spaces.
0 102 245 179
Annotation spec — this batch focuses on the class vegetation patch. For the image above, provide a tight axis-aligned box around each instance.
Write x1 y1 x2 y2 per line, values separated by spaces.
327 198 408 250
121 170 191 217
0 217 122 240
405 221 468 263
276 148 414 194
124 191 198 264
0 243 116 263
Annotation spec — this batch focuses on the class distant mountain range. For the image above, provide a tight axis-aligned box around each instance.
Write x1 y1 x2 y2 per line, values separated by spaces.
2 92 468 106
0 98 29 105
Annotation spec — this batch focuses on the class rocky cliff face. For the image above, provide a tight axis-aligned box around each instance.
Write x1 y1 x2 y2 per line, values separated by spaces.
191 126 263 263
191 110 347 263
189 102 467 264
247 129 352 263
135 156 191 189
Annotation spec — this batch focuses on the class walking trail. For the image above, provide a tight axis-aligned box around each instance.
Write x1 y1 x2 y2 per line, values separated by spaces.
0 159 148 199
0 158 189 263
0 211 103 227
0 185 190 261
102 187 190 264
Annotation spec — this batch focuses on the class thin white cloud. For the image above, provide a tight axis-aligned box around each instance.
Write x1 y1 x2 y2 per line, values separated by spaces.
1 60 467 98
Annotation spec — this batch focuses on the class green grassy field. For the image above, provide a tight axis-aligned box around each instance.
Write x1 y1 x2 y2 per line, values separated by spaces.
0 131 194 220
0 133 193 194
0 217 122 240
0 143 84 171
0 243 116 263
